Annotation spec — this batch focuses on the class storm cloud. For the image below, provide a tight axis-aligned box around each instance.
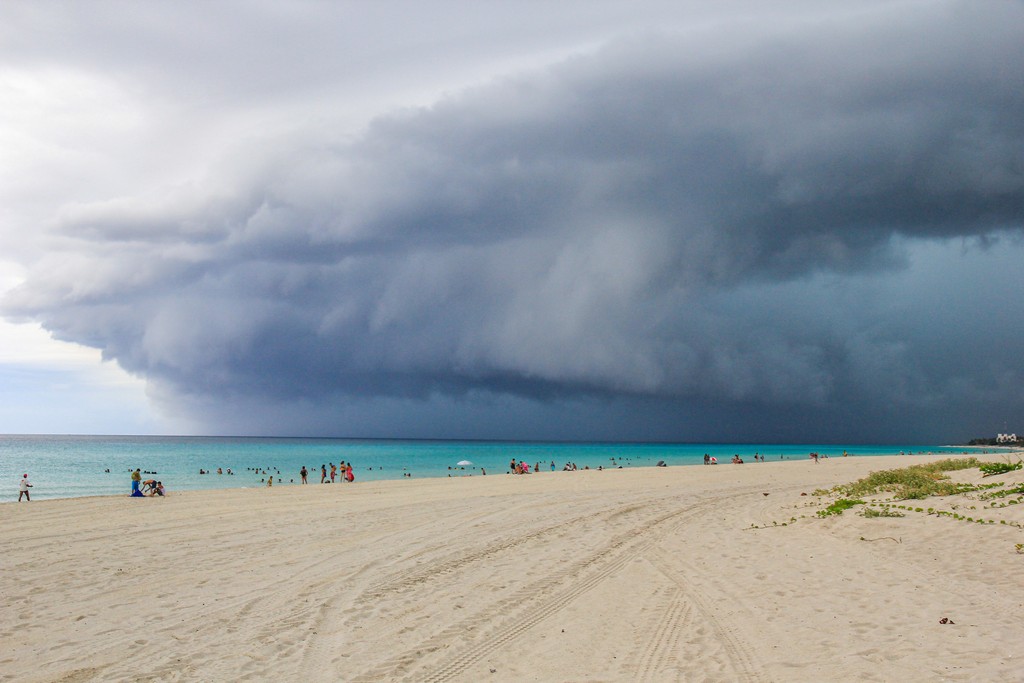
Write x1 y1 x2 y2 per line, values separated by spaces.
3 1 1024 441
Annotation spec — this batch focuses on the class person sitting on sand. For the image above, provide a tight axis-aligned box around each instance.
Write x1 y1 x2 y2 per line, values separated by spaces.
148 481 165 496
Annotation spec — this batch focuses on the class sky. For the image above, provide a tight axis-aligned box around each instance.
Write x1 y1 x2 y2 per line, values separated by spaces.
1 0 1022 443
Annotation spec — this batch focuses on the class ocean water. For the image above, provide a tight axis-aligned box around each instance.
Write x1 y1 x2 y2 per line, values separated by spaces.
0 435 982 501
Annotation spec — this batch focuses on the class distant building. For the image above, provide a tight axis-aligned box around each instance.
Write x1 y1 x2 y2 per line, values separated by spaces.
996 433 1018 443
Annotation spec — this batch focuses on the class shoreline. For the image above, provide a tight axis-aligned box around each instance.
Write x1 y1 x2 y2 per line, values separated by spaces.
3 444 1000 504
4 453 1022 681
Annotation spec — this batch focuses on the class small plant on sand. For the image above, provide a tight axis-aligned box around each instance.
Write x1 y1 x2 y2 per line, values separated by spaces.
980 484 1024 500
817 498 865 517
979 458 1023 477
862 507 904 518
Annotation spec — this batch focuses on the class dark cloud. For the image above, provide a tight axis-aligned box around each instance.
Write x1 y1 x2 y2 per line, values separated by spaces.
4 2 1024 441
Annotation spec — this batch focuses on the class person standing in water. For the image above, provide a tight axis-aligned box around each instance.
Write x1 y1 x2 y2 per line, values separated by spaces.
300 466 308 484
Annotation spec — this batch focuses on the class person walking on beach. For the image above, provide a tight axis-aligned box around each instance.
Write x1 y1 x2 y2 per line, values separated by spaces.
18 474 32 501
320 465 327 483
131 469 142 495
300 466 308 484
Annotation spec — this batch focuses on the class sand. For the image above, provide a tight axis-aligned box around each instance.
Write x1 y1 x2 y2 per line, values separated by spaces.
3 454 1023 682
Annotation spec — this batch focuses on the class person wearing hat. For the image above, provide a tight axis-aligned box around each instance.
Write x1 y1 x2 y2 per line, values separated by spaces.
18 474 32 502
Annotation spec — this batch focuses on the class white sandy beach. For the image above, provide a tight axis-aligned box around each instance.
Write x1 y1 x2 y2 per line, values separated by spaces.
3 454 1023 682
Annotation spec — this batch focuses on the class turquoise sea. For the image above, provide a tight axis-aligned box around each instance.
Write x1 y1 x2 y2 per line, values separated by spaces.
0 435 985 501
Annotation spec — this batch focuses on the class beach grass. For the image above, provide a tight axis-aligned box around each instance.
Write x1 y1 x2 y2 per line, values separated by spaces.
830 458 980 500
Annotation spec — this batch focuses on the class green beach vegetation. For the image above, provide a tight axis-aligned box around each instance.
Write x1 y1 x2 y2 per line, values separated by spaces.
827 458 980 500
752 458 1024 543
817 498 865 517
861 506 904 518
978 458 1023 477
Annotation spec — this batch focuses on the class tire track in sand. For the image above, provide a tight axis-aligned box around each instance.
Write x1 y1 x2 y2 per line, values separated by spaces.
630 586 693 682
349 494 722 682
355 496 654 602
645 547 771 683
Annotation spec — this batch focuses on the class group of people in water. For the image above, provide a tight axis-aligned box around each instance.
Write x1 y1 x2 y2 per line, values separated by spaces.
508 459 626 474
295 462 356 486
510 459 561 474
728 454 768 464
121 449 853 498
125 462 363 491
701 452 806 465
